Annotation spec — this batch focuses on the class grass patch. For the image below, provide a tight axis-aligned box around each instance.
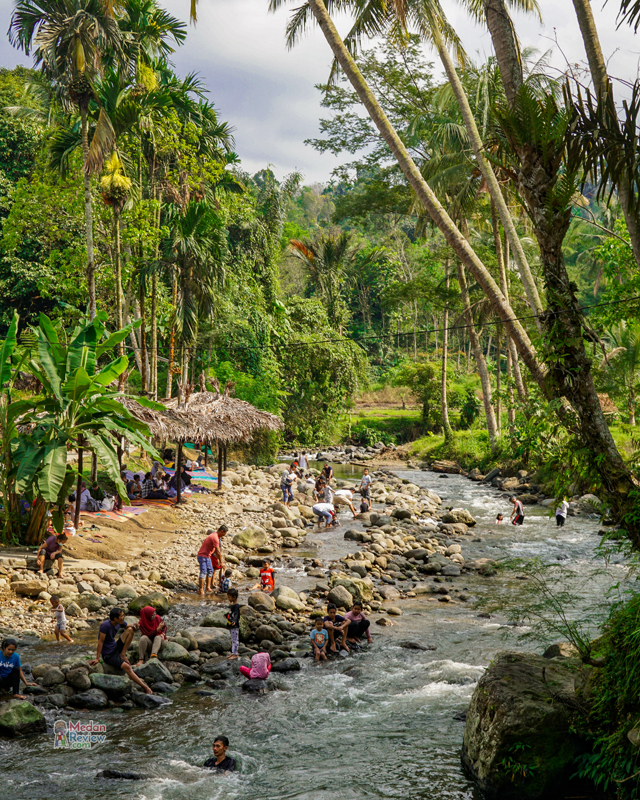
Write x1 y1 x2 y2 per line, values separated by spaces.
409 428 495 471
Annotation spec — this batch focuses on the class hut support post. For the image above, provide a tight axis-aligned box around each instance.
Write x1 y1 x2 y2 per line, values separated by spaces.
204 439 208 469
217 443 222 489
74 445 83 529
176 441 183 504
223 445 227 471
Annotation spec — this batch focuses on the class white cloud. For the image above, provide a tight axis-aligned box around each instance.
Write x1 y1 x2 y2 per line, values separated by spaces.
0 0 638 183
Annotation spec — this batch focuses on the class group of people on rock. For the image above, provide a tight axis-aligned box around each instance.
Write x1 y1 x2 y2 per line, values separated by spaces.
310 602 373 661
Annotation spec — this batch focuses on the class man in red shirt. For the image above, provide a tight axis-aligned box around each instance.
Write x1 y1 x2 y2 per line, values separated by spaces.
197 525 228 595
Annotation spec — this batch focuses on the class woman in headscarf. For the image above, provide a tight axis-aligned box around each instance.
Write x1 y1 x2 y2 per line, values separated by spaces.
136 606 167 666
151 461 161 477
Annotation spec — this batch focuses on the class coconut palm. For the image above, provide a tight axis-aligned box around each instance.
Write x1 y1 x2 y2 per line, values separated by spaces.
119 0 186 81
600 322 640 426
9 0 126 319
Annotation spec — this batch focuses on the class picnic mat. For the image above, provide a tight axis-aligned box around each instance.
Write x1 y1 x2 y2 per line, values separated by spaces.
130 497 178 508
80 508 149 522
163 466 218 483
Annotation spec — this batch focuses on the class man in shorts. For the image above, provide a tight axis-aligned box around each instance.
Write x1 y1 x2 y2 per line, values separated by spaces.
89 608 152 694
509 496 525 526
359 468 372 510
197 526 228 595
36 532 67 577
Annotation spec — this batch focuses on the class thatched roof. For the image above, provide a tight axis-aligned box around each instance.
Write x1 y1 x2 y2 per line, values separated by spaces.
163 375 283 444
117 397 196 441
598 393 620 416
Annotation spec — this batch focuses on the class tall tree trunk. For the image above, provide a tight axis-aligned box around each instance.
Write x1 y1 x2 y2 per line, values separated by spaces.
90 452 97 483
306 0 544 387
114 208 126 392
80 106 96 320
165 273 178 399
571 0 640 269
441 259 454 444
74 445 83 530
124 282 143 376
506 345 516 428
457 260 498 451
496 322 502 436
432 26 542 324
485 0 637 516
151 271 157 399
24 497 48 546
629 386 636 426
139 280 147 395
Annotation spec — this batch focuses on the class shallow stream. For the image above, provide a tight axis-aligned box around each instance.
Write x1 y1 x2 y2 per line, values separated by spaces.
0 469 619 799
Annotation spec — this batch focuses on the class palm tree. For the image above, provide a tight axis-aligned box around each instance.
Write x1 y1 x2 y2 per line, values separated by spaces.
600 322 640 426
119 0 186 82
162 200 227 396
9 0 126 319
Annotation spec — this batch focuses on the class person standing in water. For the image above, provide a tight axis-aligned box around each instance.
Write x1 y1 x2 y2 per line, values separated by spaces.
509 496 525 526
555 497 569 527
203 736 236 773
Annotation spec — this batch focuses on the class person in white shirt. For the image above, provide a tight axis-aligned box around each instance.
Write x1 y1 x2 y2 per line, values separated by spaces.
359 469 372 509
555 498 569 527
312 502 335 527
299 452 308 470
334 489 358 518
509 496 525 526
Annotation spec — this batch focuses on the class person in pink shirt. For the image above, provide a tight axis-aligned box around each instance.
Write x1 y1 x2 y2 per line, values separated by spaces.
344 602 373 644
240 651 272 680
196 525 228 595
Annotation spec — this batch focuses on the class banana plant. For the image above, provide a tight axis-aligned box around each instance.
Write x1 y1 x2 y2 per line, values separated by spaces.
9 313 159 543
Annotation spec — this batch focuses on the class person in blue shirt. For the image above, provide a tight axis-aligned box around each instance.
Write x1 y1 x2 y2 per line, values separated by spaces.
0 638 37 699
310 618 328 662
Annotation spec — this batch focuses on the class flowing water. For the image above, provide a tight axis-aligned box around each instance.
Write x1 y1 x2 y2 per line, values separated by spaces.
0 469 620 799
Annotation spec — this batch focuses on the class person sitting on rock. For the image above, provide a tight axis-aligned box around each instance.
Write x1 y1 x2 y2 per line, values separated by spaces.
89 607 152 694
310 618 329 662
322 463 334 483
323 603 350 653
239 651 272 680
203 735 236 773
0 637 37 700
36 532 67 577
251 559 275 594
344 602 373 645
136 605 167 666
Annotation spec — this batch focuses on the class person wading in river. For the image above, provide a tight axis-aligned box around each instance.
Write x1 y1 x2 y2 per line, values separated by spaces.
509 496 525 526
203 736 236 773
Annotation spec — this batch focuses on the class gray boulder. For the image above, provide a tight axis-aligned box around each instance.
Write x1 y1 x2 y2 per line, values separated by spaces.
66 668 91 691
131 692 171 709
248 592 275 611
89 673 131 698
113 584 138 601
134 659 173 684
328 584 353 609
185 627 231 654
462 651 591 798
128 592 170 615
254 625 283 645
232 526 268 549
271 658 301 673
42 667 66 687
77 594 103 612
441 508 477 526
68 688 109 710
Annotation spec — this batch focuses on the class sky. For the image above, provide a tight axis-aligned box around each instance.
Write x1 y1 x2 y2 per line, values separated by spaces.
0 0 639 184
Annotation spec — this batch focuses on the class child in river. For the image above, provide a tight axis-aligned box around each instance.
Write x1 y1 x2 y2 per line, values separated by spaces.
240 651 271 680
50 595 73 643
310 618 328 661
495 514 504 524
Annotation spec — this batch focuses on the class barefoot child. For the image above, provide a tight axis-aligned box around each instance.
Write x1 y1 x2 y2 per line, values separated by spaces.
226 588 240 660
50 596 73 644
310 618 328 662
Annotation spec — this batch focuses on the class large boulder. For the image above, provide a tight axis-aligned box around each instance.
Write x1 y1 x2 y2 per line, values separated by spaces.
89 673 131 699
441 508 477 526
232 526 268 550
271 658 301 673
157 641 190 663
462 651 592 799
113 585 138 601
129 592 171 615
66 668 92 691
331 577 374 604
200 609 251 642
68 688 109 710
328 584 353 609
0 699 46 737
12 581 47 598
254 624 283 645
133 659 173 684
272 586 305 612
41 667 66 687
248 591 275 611
77 594 104 612
131 692 171 709
185 627 231 654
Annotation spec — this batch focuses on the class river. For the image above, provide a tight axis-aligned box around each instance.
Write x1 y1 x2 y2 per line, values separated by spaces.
0 468 619 799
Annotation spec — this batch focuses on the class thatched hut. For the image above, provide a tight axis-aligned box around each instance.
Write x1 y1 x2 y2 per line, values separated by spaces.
598 393 620 418
163 375 284 488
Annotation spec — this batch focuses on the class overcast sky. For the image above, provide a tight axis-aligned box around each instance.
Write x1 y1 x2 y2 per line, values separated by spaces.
1 0 639 184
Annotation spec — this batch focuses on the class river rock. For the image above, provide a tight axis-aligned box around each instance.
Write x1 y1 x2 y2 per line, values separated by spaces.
518 494 539 505
134 659 173 684
328 585 353 609
31 663 53 679
232 526 268 549
64 601 82 617
441 565 461 577
129 592 170 615
164 662 201 682
199 609 251 642
441 509 476 526
462 651 592 798
0 699 47 736
113 585 138 601
68 688 109 710
131 692 171 709
66 668 91 691
273 586 305 612
271 658 301 672
386 607 402 616
331 577 373 604
248 592 275 611
254 624 283 645
242 678 275 694
185 627 231 654
378 586 400 601
12 581 48 597
543 642 579 659
158 641 191 663
42 667 66 687
77 593 103 612
90 673 131 698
